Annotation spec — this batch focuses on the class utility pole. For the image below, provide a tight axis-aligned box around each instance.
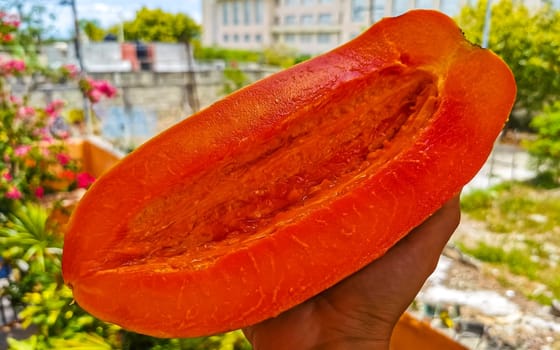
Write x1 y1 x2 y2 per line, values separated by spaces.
369 0 374 26
482 0 493 48
62 0 92 135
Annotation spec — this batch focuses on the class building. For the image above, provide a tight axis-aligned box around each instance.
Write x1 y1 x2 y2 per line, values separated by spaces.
202 0 469 56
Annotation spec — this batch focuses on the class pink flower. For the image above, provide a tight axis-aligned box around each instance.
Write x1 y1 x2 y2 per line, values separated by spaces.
93 80 117 98
82 77 117 103
56 153 71 166
3 14 20 28
61 64 79 78
34 186 44 199
9 95 22 106
5 187 22 200
14 145 32 157
16 106 35 119
2 172 12 181
76 172 95 189
45 100 65 118
1 59 25 75
55 130 70 139
87 89 103 103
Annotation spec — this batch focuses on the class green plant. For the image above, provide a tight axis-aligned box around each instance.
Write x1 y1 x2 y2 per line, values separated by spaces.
462 242 540 279
524 101 560 183
456 0 560 130
0 202 61 273
222 66 249 94
461 181 560 235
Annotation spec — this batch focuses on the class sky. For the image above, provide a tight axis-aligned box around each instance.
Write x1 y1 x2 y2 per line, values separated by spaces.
47 0 202 38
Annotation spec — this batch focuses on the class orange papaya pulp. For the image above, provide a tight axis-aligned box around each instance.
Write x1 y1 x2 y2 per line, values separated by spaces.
62 10 516 338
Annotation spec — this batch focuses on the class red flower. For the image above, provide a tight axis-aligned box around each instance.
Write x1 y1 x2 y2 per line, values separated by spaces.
1 172 12 181
5 186 22 200
56 153 71 166
2 33 13 43
45 100 65 118
60 169 76 181
76 172 95 189
34 186 44 198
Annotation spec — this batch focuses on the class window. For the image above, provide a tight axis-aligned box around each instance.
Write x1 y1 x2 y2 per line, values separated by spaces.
301 14 313 25
233 0 240 25
392 0 409 16
223 34 229 42
439 0 460 16
318 33 331 43
285 15 297 25
300 33 313 43
373 3 384 22
244 0 251 25
415 0 433 8
255 33 262 42
222 2 229 25
319 0 333 3
256 0 264 24
302 0 314 5
234 34 240 42
285 0 297 5
351 0 367 22
318 13 333 25
284 33 296 43
244 34 251 42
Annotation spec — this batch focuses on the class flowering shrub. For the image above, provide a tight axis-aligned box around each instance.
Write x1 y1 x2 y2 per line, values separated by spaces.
0 11 119 212
0 8 249 350
0 93 83 211
79 76 118 103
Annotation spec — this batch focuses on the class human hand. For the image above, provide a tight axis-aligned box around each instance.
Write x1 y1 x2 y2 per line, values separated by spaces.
243 195 461 350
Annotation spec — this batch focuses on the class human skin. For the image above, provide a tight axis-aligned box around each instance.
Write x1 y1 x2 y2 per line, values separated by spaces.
243 195 461 350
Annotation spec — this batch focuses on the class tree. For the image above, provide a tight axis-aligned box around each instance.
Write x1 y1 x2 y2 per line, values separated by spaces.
121 7 200 43
524 101 560 184
456 0 560 130
80 19 106 42
119 7 202 112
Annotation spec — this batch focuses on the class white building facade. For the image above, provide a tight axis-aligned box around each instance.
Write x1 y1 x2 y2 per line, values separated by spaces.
202 0 469 55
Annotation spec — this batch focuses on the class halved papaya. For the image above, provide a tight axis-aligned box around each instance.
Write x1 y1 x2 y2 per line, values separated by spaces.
62 10 516 338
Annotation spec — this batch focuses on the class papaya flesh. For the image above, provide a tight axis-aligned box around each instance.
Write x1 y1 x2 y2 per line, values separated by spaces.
62 10 516 338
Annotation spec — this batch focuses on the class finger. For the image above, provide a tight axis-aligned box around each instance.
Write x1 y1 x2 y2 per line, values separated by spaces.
333 194 461 311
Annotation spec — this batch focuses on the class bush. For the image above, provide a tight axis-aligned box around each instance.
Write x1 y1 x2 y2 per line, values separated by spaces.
524 101 560 184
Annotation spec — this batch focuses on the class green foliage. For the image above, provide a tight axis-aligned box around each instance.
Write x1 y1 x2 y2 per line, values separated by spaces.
524 101 560 183
461 181 560 234
122 330 251 350
459 241 560 304
263 44 297 68
194 44 262 63
459 181 560 303
0 203 61 273
80 19 106 42
223 67 249 94
462 242 539 279
120 7 201 43
456 0 560 129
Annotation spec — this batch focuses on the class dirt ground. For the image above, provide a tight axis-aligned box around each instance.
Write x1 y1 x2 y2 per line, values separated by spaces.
412 216 560 350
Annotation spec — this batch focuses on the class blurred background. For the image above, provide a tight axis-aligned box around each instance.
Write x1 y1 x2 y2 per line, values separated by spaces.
0 0 559 349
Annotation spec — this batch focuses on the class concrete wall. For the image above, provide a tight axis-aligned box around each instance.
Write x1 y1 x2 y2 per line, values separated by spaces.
27 67 279 148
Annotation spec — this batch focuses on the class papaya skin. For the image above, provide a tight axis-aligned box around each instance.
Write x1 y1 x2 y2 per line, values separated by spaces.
62 10 516 338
